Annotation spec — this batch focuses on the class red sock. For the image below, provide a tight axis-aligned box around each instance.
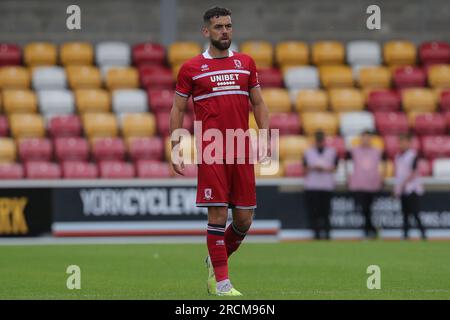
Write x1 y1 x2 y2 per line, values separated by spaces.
207 223 228 282
225 223 246 257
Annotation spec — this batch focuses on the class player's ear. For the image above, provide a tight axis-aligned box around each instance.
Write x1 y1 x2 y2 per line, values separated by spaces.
201 25 210 38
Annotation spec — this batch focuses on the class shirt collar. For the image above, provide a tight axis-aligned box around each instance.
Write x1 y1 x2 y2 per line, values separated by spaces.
202 48 234 59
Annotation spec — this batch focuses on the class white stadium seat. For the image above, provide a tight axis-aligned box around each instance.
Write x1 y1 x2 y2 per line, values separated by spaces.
37 89 75 116
96 41 131 66
32 66 67 90
339 111 375 137
112 89 148 114
432 158 450 177
346 41 382 66
284 66 319 90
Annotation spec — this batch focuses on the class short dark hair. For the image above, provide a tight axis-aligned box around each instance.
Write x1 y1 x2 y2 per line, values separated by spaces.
315 130 325 142
203 6 232 24
362 129 373 136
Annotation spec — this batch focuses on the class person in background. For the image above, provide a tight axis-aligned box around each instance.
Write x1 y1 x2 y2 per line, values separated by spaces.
346 130 386 239
303 130 339 240
394 133 427 240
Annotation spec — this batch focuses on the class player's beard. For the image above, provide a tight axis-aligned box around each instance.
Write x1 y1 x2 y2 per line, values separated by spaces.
210 38 231 51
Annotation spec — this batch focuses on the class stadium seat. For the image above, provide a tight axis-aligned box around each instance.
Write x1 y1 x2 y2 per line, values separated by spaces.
346 41 382 66
419 41 450 66
23 42 57 66
257 68 283 88
319 65 353 88
432 158 450 177
32 66 67 90
275 41 309 67
312 41 345 65
105 67 139 90
348 135 384 151
427 64 450 88
18 138 52 162
283 160 304 177
0 138 16 162
0 44 21 66
284 66 319 90
401 88 437 112
0 66 30 89
132 42 165 66
147 88 174 113
439 90 450 112
136 160 172 178
60 42 94 66
0 116 9 136
2 89 37 113
422 135 450 160
367 89 401 112
25 161 61 179
112 89 147 114
99 161 135 179
0 163 24 179
329 88 364 112
138 65 174 89
240 41 273 68
302 112 339 136
358 66 391 89
9 113 45 139
120 112 156 138
417 158 432 176
37 89 75 117
374 112 409 135
383 135 420 159
324 135 346 158
48 115 82 138
66 65 102 89
269 113 301 135
261 89 291 113
279 135 309 161
92 137 126 161
54 137 89 162
75 89 111 114
340 112 375 136
179 163 198 178
167 42 201 66
294 89 328 112
82 113 118 139
95 41 131 66
413 112 446 135
62 161 98 179
383 41 417 66
393 66 426 89
156 112 192 137
127 136 164 161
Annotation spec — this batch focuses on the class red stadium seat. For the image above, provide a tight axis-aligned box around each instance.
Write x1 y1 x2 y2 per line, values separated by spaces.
383 135 421 159
375 112 409 135
367 90 401 112
417 158 432 176
18 138 52 162
132 43 165 66
49 115 82 137
0 163 24 179
25 161 61 179
179 163 197 178
257 68 283 88
62 161 98 179
269 113 300 135
325 135 346 158
283 160 304 177
421 135 450 160
147 88 174 112
414 113 446 136
136 160 171 178
99 161 135 179
0 44 21 66
419 41 450 66
128 137 164 161
393 66 426 89
444 111 450 130
156 112 193 137
54 137 89 162
92 137 126 162
0 116 9 136
139 65 174 89
439 90 450 112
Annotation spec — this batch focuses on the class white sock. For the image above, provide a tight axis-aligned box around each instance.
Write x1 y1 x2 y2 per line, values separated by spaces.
217 279 232 292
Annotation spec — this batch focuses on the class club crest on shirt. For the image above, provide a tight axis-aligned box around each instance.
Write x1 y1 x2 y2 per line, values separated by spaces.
233 59 243 69
201 64 209 71
204 188 213 200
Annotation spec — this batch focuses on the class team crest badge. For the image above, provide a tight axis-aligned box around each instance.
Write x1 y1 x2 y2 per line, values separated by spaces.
233 59 242 69
204 188 213 200
201 64 209 71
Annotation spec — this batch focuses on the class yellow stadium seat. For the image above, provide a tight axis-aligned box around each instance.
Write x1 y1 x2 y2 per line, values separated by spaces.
312 41 345 65
168 42 202 66
295 89 328 112
240 41 273 68
302 112 339 136
261 89 291 112
75 89 111 113
122 113 156 138
401 88 437 112
171 64 183 79
249 112 259 131
66 65 102 89
0 93 2 112
2 90 37 114
105 67 139 90
319 65 353 88
329 88 364 112
60 42 94 65
275 41 309 68
350 135 384 150
24 42 57 66
407 111 429 127
279 135 309 161
383 41 417 67
428 64 450 88
0 66 31 89
383 160 394 178
0 138 16 163
9 113 45 139
82 113 118 139
358 66 392 89
164 135 197 164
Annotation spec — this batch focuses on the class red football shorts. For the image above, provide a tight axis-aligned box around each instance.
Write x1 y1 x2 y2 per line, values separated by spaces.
196 161 256 209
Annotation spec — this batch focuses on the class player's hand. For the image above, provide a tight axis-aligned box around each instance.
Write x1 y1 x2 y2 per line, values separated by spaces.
172 160 185 176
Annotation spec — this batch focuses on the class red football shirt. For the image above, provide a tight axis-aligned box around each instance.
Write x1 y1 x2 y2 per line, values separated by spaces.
175 49 260 161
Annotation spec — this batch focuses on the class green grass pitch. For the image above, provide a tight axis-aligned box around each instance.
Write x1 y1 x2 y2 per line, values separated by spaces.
0 241 449 299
